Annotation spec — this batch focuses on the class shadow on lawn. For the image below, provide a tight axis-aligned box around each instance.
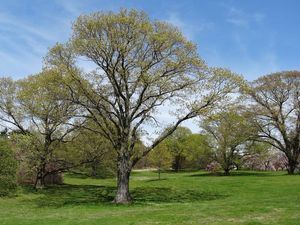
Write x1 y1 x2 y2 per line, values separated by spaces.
22 184 116 207
189 171 281 177
132 187 227 203
21 184 227 207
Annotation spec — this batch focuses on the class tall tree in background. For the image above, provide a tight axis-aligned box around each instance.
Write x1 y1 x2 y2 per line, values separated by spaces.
245 71 300 174
149 142 172 179
164 126 192 172
66 120 117 178
184 133 213 169
45 9 241 203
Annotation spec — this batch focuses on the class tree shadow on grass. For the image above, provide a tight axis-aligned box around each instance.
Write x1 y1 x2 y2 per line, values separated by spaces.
21 184 227 207
146 178 168 182
22 184 116 208
131 187 228 204
189 171 282 177
65 173 91 179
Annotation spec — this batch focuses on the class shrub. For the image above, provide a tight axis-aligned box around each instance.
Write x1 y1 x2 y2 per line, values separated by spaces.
206 161 222 174
0 138 17 196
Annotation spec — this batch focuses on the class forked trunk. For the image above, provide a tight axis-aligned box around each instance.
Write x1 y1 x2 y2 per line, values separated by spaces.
35 163 46 189
114 151 132 204
35 173 45 189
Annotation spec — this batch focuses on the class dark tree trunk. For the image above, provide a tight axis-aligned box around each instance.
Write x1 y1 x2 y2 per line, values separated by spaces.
35 170 45 189
224 168 230 176
174 155 181 172
114 151 131 204
287 161 297 175
286 151 299 174
158 168 161 180
91 162 98 177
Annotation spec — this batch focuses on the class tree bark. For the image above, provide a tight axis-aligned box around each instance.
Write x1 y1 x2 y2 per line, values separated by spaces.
91 162 98 177
35 165 46 189
34 156 47 189
286 151 299 175
224 168 230 176
174 155 181 172
114 150 131 204
287 160 297 175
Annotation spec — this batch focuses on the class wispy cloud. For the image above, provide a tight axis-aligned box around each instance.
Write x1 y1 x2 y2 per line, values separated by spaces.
0 12 58 41
165 12 214 41
0 10 68 77
55 0 82 16
224 5 265 28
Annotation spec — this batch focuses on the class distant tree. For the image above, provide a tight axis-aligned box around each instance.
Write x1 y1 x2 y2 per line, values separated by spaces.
163 127 192 172
44 9 241 203
245 71 300 174
67 122 117 178
202 107 256 175
184 133 213 169
149 142 172 179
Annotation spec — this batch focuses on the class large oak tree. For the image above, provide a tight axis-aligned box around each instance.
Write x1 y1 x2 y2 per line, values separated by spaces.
45 9 241 203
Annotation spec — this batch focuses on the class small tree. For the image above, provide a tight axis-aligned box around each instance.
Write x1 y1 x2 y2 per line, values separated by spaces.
202 107 255 175
0 71 79 189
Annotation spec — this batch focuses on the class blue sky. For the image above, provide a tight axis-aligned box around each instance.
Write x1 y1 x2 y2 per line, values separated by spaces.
1 0 300 80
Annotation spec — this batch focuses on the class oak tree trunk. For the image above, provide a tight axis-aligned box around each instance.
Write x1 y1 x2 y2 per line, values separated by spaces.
287 160 297 175
114 151 131 204
287 152 298 175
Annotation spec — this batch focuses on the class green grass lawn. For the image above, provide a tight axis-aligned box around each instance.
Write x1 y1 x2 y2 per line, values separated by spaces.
0 170 300 225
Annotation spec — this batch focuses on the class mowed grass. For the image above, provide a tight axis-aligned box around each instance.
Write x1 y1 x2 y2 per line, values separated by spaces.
0 170 300 225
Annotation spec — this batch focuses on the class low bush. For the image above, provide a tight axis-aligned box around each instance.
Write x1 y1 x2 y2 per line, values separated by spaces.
0 138 17 196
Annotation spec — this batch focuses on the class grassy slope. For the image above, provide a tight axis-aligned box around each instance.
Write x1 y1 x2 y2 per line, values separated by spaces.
0 170 299 225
